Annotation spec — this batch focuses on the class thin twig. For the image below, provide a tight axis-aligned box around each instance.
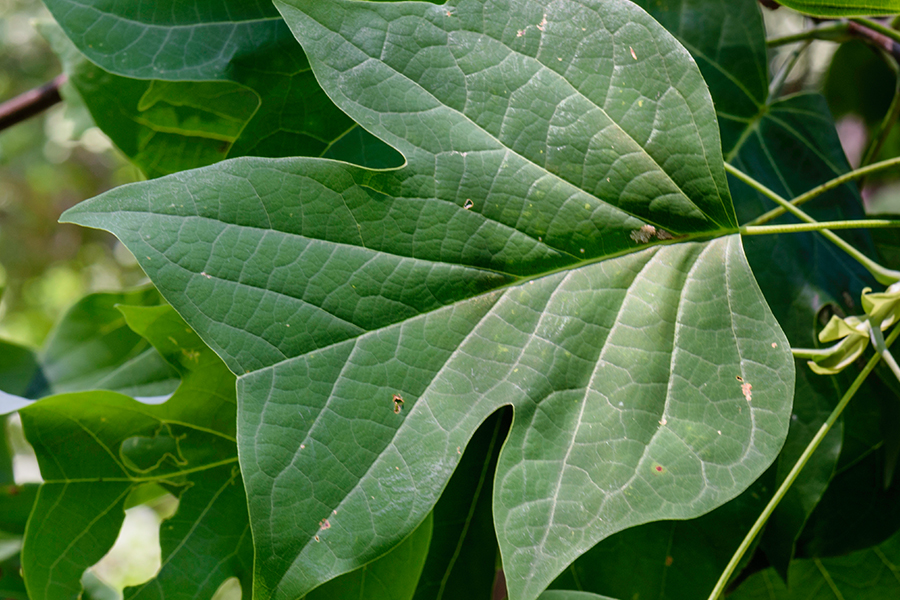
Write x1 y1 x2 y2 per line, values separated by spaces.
766 23 850 47
0 74 67 132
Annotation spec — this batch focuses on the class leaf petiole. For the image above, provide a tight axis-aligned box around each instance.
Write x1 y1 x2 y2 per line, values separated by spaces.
725 163 900 285
741 220 900 235
708 324 900 600
746 157 900 226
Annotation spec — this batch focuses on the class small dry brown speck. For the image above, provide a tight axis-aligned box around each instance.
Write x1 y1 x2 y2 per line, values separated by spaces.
772 342 778 348
393 393 404 414
735 375 744 382
665 556 674 566
319 519 331 530
742 382 753 402
314 535 320 542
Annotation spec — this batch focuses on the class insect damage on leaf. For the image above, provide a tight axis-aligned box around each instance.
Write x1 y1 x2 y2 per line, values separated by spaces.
392 394 404 414
629 224 674 244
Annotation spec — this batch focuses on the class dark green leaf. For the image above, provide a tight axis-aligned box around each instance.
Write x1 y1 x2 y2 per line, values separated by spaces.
0 340 42 399
633 0 769 155
731 521 900 599
413 409 508 600
0 540 28 600
41 0 400 173
727 91 878 580
539 591 620 600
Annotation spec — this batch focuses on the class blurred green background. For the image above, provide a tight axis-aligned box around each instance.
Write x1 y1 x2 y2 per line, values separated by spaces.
0 0 146 348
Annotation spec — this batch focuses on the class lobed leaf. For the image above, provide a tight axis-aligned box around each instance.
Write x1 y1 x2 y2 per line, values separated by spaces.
62 1 795 599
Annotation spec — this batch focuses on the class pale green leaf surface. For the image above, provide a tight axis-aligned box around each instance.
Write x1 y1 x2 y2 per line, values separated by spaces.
62 1 794 599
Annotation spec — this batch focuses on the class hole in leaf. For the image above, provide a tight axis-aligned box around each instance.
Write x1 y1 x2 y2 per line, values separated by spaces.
120 425 186 473
211 577 242 600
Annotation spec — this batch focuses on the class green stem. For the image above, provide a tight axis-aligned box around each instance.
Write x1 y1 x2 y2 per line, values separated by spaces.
766 23 850 47
741 220 900 235
725 163 900 285
850 17 900 46
859 53 900 172
871 325 900 385
707 324 900 600
746 157 900 226
769 40 811 101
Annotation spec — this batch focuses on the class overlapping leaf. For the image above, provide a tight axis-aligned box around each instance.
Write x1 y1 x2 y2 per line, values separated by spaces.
41 0 399 176
62 1 794 599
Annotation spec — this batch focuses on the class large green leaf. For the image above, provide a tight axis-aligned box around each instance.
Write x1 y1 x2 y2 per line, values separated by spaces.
62 1 795 599
20 305 250 600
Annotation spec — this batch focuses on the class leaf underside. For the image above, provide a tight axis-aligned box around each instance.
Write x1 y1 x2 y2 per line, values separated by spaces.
61 1 795 599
